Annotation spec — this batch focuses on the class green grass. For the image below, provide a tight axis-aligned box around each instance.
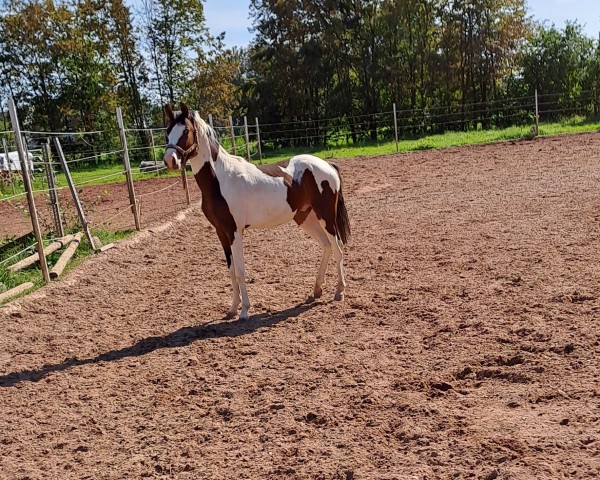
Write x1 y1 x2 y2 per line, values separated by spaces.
259 116 600 163
0 229 133 305
2 115 600 199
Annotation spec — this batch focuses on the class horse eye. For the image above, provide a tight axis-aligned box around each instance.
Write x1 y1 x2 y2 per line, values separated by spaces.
184 128 189 134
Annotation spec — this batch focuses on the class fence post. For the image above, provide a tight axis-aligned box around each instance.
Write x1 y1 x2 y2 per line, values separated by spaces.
116 107 141 231
7 98 50 283
42 140 64 237
53 138 96 250
181 168 191 206
228 116 236 155
208 114 213 128
148 129 159 174
534 89 539 136
393 103 399 153
243 116 251 161
255 117 263 163
2 137 15 194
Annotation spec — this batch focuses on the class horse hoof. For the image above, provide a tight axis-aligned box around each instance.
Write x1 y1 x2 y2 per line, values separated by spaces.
334 291 344 301
314 287 323 299
225 310 237 320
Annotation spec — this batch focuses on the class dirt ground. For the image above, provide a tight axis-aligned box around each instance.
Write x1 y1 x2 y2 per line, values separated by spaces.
1 134 599 479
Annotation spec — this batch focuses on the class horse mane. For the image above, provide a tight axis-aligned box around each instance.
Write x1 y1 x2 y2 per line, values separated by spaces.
188 110 221 162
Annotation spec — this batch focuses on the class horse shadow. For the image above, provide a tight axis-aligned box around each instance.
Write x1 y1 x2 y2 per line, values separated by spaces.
0 300 319 388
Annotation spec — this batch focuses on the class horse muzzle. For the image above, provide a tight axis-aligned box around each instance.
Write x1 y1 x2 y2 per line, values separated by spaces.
163 153 180 171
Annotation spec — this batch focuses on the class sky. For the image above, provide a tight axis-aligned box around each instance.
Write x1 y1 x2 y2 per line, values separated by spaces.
203 0 600 49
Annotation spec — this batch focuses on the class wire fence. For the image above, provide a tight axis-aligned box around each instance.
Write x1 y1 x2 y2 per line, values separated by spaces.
0 105 197 291
1 87 599 289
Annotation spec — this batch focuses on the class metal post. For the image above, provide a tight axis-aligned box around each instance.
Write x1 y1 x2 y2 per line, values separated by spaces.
255 117 263 163
53 137 96 250
7 98 50 282
393 103 399 153
116 107 141 231
228 116 236 155
2 137 15 194
243 116 251 161
208 114 213 128
42 140 64 237
534 88 539 136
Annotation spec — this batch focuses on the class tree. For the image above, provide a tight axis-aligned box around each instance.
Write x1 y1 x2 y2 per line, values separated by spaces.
140 0 209 105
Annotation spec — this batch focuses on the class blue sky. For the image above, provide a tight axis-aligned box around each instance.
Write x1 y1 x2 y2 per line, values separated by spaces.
203 0 600 49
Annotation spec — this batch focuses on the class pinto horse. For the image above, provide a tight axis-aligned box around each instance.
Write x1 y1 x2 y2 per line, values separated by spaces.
163 103 350 320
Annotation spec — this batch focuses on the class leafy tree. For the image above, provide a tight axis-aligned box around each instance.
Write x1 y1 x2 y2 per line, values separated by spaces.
521 22 594 117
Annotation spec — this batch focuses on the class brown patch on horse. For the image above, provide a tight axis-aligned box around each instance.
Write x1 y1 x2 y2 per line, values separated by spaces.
257 160 292 184
194 162 237 267
258 160 349 242
285 169 338 235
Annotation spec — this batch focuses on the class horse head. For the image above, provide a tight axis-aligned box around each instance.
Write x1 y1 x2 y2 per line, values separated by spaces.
163 103 220 173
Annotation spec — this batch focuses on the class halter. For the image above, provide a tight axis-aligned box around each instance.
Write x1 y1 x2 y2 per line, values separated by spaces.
166 142 198 168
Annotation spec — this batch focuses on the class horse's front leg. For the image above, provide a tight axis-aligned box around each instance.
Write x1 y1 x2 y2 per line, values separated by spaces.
226 261 242 319
218 230 241 319
231 231 251 320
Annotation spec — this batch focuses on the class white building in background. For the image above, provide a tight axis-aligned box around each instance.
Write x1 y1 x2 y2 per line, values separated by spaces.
0 151 35 173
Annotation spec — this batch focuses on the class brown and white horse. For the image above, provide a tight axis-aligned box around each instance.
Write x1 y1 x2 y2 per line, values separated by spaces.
163 103 350 320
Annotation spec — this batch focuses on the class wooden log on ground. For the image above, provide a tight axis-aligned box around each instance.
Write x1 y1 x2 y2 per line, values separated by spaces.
8 234 75 273
49 232 84 280
0 282 34 304
140 161 162 173
98 243 115 252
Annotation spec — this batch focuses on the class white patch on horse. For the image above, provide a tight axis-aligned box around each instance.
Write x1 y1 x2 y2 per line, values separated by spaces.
165 123 185 164
285 154 340 193
216 159 294 229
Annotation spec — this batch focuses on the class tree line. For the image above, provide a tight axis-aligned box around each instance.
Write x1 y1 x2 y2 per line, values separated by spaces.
1 0 599 156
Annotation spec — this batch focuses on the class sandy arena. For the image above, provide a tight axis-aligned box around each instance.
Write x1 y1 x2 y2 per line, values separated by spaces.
1 134 599 479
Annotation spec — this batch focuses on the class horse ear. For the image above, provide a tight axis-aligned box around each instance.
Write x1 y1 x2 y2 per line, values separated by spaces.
180 102 189 118
164 104 174 121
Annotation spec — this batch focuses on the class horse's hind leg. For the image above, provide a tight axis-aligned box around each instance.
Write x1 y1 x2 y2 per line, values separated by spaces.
326 232 346 301
297 210 331 299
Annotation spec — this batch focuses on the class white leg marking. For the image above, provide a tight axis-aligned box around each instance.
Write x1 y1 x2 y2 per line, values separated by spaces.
226 260 241 319
231 232 250 319
327 233 346 301
299 212 331 299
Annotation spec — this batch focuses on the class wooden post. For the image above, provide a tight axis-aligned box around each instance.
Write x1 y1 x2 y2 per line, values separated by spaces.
7 99 50 283
8 234 74 272
255 117 263 163
49 232 84 280
53 138 96 250
181 168 190 206
534 88 539 136
393 103 399 153
0 282 34 304
2 137 15 194
148 129 159 174
228 116 236 155
208 114 213 128
42 140 64 237
116 107 141 231
243 116 251 161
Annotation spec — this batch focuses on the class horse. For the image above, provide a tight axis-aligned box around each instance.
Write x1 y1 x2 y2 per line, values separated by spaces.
163 103 350 320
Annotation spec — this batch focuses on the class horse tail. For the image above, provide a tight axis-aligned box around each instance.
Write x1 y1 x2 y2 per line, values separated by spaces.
330 163 351 245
